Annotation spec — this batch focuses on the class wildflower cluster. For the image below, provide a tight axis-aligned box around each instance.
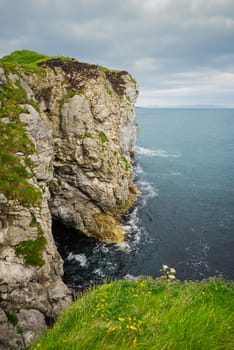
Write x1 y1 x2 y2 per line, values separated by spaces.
160 265 176 281
116 316 142 333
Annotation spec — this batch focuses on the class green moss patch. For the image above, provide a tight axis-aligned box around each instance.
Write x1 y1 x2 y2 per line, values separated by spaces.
15 236 47 267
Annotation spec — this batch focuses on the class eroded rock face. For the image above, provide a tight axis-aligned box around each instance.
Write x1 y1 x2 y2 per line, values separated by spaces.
0 92 72 347
0 56 138 348
34 59 138 241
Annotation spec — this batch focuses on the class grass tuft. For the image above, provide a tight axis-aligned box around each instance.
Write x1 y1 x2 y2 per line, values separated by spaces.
6 310 18 327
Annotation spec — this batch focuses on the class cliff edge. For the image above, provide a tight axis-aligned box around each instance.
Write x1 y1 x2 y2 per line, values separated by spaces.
0 50 138 348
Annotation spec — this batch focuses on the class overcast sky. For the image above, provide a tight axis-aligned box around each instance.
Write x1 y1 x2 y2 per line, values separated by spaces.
0 0 234 107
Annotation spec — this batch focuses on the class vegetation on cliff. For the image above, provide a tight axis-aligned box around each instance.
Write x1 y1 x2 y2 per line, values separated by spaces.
0 67 41 206
0 49 71 74
30 277 234 350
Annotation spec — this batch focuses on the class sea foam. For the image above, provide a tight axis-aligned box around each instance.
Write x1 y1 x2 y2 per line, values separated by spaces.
67 253 88 267
135 146 181 158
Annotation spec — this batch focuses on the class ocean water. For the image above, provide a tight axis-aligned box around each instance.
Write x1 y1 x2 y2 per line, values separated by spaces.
53 108 234 291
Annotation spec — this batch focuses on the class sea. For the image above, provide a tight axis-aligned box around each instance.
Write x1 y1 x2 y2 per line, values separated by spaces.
53 108 234 291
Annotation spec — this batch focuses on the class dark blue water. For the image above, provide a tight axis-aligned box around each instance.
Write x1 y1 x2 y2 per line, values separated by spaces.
53 108 234 291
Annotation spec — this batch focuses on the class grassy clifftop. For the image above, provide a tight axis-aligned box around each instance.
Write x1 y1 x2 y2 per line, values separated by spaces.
0 49 71 74
29 278 234 350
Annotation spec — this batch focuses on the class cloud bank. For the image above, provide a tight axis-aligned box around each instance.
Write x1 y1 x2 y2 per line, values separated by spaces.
0 0 234 107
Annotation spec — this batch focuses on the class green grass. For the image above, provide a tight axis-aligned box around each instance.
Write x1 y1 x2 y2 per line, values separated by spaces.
29 278 234 350
0 50 48 65
0 49 71 74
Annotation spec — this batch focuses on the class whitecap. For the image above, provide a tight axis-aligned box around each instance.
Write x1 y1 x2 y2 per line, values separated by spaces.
67 253 88 267
135 146 181 158
168 171 182 176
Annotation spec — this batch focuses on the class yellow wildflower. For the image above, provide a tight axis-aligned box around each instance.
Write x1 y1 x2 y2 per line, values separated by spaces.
118 317 125 322
129 325 138 331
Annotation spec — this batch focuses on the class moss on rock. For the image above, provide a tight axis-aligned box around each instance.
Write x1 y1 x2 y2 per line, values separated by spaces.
14 236 47 267
0 73 41 206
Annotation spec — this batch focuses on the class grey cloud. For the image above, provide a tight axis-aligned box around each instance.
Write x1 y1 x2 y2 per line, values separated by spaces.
0 0 234 106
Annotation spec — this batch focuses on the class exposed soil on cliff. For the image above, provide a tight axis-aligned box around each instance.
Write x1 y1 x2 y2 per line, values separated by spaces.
39 58 129 95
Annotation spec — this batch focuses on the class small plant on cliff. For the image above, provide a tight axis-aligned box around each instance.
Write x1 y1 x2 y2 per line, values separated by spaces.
15 236 47 267
84 131 93 138
58 91 76 108
120 156 131 170
160 264 177 281
6 310 19 327
99 131 109 143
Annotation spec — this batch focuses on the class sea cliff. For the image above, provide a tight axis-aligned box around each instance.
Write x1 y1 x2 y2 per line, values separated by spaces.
0 50 138 348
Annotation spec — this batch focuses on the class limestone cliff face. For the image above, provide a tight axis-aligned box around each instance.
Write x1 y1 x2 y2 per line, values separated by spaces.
35 59 138 241
0 52 138 348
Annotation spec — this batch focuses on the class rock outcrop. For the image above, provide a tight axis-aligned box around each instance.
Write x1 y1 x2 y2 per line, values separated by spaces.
0 51 138 348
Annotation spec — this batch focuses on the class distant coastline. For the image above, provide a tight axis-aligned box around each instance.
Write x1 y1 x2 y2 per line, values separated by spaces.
136 105 234 110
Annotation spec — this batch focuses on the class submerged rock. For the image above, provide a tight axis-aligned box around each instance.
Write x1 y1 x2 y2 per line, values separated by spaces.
0 50 138 348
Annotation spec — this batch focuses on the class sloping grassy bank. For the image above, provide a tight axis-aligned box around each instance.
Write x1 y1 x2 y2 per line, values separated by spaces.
29 278 234 350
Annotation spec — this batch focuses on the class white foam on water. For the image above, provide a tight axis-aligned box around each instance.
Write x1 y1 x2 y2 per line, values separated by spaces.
114 241 131 252
185 239 210 277
101 245 110 253
135 146 181 158
93 268 105 277
124 274 138 280
134 162 144 175
139 181 158 202
67 253 88 267
168 171 182 176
